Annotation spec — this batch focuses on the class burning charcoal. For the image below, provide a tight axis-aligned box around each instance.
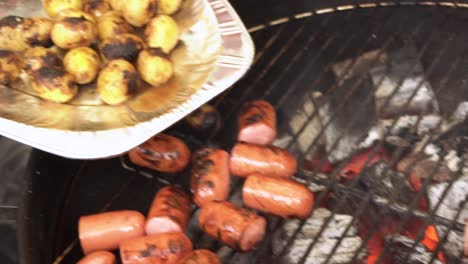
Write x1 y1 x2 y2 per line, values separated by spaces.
433 225 463 263
385 235 444 264
451 102 468 123
332 50 387 85
272 208 366 264
371 46 439 119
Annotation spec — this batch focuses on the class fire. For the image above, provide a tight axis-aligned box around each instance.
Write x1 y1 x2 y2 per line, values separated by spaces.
420 225 446 262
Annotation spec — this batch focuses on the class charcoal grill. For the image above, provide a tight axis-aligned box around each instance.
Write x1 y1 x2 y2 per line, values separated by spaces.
18 1 468 263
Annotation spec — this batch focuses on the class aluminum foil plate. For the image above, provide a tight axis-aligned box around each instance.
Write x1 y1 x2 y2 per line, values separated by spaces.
0 0 253 159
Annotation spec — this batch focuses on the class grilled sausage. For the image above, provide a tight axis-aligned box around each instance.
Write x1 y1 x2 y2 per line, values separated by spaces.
119 233 193 264
238 100 276 145
178 250 221 264
145 186 191 235
243 173 314 219
129 134 191 173
198 201 266 251
77 251 116 264
79 210 145 254
191 148 230 207
229 142 297 178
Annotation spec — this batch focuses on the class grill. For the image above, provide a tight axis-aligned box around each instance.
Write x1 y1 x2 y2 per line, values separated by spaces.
18 1 468 264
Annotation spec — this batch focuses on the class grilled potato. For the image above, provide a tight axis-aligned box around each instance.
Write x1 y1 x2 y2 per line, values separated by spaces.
99 33 144 62
97 59 138 105
121 0 157 27
43 0 83 19
97 11 131 40
31 66 78 103
0 16 25 51
24 47 62 76
157 0 183 15
109 0 125 13
64 47 100 84
0 50 22 85
137 48 173 86
51 9 97 49
82 0 112 18
21 17 54 48
144 15 179 54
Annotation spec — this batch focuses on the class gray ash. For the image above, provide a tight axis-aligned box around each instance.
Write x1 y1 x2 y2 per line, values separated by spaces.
385 235 444 264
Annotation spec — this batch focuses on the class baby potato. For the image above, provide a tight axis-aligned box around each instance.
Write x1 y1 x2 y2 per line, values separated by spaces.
21 17 54 48
97 59 138 105
0 16 25 51
99 33 144 62
109 0 124 13
122 0 157 27
97 11 131 40
144 15 179 54
157 0 183 15
64 47 100 84
0 50 22 85
137 48 173 86
24 47 62 76
51 8 97 49
43 0 83 19
31 66 78 103
83 0 112 18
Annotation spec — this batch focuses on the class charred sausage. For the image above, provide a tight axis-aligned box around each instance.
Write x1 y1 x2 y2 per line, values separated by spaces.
145 186 191 235
79 210 145 254
178 250 221 264
191 148 230 207
119 233 192 264
129 134 191 173
77 251 116 264
238 100 276 145
243 173 314 219
198 201 266 251
229 142 297 178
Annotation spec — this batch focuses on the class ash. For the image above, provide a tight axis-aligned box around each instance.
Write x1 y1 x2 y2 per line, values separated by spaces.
385 235 444 264
272 208 366 264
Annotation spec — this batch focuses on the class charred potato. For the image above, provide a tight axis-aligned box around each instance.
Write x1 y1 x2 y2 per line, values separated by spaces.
97 59 138 105
0 16 25 51
24 47 62 76
144 15 179 54
137 48 173 86
157 0 183 15
21 17 53 48
97 11 131 40
0 50 22 85
51 9 97 49
99 33 144 62
82 0 112 18
43 0 83 19
122 0 157 27
31 67 78 103
64 47 100 84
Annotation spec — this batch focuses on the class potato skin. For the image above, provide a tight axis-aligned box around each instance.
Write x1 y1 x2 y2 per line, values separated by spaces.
97 59 138 105
51 9 97 49
121 0 157 27
99 33 144 62
108 0 125 13
64 47 100 84
144 15 179 54
97 11 131 41
21 17 54 49
31 66 78 103
43 0 83 19
156 0 183 15
83 0 112 18
137 48 173 87
24 47 62 76
0 50 22 85
0 16 25 51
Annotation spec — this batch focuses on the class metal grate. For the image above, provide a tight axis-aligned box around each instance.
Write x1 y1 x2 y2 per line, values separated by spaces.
51 3 468 264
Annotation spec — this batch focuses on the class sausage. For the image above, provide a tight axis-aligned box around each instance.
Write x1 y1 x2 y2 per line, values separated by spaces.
77 251 116 264
128 134 191 173
145 186 191 235
79 210 145 254
198 201 266 251
178 250 221 264
238 100 276 145
229 142 297 178
119 233 193 264
191 148 230 207
243 173 314 219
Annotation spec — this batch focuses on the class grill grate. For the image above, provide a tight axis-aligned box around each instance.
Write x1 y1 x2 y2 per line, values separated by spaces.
51 3 468 264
